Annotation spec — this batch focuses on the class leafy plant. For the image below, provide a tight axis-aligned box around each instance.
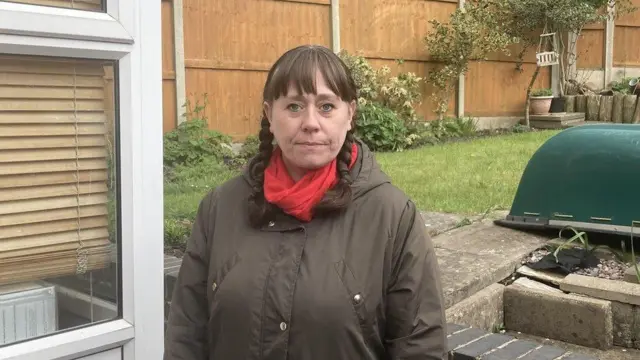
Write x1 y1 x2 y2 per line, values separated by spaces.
428 116 478 140
164 218 193 248
531 88 553 97
551 225 627 263
355 102 409 152
425 0 516 119
237 135 260 162
610 77 638 94
338 50 424 124
163 94 235 169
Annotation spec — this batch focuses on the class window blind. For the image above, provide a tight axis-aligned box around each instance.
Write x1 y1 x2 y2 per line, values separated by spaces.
0 55 113 286
6 0 102 11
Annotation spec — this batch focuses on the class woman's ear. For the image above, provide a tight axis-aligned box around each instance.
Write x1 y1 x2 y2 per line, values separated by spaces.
348 100 357 130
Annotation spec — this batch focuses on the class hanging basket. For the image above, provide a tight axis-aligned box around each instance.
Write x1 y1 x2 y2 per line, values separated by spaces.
536 51 559 67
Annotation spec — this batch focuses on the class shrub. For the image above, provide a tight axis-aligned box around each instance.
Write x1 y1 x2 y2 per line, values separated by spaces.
337 51 425 151
425 0 514 119
338 51 423 123
428 117 478 140
164 218 193 248
355 102 409 152
163 95 235 169
531 88 553 97
237 135 260 162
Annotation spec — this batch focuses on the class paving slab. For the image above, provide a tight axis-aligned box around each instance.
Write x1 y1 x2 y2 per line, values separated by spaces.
446 323 598 360
433 220 549 257
505 331 640 360
479 339 540 359
421 211 467 237
560 274 640 306
434 220 550 308
512 277 563 294
446 283 504 332
437 247 514 309
516 265 566 286
504 285 613 350
624 264 639 284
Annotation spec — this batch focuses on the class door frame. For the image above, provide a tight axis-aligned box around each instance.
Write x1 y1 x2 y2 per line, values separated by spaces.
0 0 164 359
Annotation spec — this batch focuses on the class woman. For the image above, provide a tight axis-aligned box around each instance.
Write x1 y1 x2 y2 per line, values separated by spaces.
164 45 447 360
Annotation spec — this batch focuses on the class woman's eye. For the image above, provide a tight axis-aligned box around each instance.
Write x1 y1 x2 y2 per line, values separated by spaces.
288 104 302 112
320 103 335 112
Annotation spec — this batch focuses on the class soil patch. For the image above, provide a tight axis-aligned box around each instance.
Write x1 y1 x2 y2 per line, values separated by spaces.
522 248 631 281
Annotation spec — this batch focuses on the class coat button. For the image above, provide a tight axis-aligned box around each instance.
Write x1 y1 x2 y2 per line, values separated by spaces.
280 322 287 331
212 282 217 291
268 221 275 227
353 293 363 304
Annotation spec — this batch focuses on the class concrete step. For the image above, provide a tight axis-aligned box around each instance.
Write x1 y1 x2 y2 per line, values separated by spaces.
528 112 586 129
432 219 550 309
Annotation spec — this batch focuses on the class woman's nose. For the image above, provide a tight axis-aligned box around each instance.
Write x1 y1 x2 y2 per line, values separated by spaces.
300 107 321 131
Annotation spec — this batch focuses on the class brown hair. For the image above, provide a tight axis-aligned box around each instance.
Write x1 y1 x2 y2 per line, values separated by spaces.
247 45 359 227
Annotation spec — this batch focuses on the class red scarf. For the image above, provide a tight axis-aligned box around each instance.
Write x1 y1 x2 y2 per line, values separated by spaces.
263 143 358 222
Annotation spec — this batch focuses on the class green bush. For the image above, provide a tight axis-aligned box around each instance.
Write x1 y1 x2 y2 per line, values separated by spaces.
428 117 478 140
237 135 260 162
163 95 235 169
164 218 193 248
338 50 423 124
530 88 553 97
355 102 409 152
337 51 425 152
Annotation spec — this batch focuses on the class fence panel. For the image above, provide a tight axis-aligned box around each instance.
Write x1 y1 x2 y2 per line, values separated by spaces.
182 0 331 139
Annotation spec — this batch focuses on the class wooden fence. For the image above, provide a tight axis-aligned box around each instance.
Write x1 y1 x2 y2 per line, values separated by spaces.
161 0 557 140
575 0 640 90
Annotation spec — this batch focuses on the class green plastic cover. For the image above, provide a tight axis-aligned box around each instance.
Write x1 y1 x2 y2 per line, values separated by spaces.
503 123 640 235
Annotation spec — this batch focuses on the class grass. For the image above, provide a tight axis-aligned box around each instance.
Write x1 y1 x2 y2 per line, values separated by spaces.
163 158 238 246
162 129 561 246
376 130 560 215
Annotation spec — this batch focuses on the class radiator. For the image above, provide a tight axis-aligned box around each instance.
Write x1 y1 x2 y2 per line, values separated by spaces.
0 282 58 345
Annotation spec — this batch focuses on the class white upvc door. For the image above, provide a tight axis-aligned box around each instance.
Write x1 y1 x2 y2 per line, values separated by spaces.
0 0 164 359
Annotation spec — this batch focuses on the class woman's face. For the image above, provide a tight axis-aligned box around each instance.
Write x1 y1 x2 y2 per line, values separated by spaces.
264 70 356 181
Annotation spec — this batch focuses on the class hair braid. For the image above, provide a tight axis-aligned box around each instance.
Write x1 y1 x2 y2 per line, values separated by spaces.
247 115 276 227
313 131 356 216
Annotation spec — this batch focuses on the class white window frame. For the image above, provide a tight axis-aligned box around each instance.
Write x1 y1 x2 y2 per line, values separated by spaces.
0 0 164 359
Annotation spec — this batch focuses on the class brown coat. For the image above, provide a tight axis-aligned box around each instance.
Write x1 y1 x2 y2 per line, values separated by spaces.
164 140 447 360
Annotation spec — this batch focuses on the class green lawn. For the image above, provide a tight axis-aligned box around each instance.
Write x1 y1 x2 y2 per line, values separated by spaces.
375 130 560 215
163 130 560 244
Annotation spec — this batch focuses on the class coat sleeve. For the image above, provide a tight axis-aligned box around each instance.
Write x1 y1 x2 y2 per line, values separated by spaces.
384 200 447 360
164 191 216 360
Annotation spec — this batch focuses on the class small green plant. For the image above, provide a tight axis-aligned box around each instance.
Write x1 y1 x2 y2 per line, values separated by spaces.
237 135 260 162
338 50 424 125
163 94 235 169
355 102 409 152
551 226 626 264
164 218 193 248
428 116 478 140
531 88 553 97
610 77 638 94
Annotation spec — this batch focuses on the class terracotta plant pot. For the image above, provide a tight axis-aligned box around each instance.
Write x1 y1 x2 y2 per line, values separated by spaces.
530 96 553 115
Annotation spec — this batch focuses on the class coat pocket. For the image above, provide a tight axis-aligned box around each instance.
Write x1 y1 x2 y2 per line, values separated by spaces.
333 259 376 341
